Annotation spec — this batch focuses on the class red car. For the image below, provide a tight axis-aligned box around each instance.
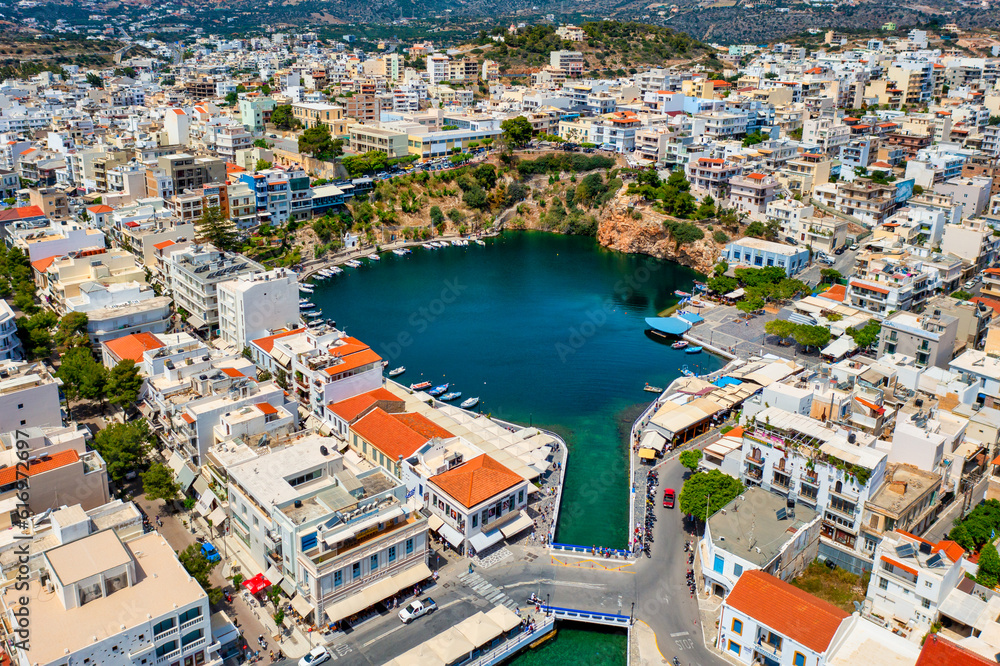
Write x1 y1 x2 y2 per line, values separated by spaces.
663 488 676 509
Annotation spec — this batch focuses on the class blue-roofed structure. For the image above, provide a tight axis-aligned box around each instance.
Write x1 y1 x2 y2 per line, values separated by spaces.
645 316 692 335
714 377 743 387
677 311 704 324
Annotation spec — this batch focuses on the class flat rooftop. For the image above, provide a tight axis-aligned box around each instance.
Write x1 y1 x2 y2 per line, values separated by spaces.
709 487 818 567
46 529 131 585
867 464 940 517
5 532 205 666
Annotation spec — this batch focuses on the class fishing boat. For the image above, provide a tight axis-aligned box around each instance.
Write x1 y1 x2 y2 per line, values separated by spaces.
392 248 407 256
674 290 691 297
299 303 316 310
685 346 703 354
305 311 324 318
411 381 432 390
367 253 380 261
345 260 361 268
428 384 449 397
330 266 343 275
474 239 486 246
424 243 437 250
440 391 462 401
671 341 688 350
681 366 694 377
388 366 405 377
643 383 663 393
299 285 314 293
460 397 480 409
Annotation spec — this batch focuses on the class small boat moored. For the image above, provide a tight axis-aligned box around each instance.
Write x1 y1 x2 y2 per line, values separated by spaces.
674 290 691 297
299 285 314 293
367 254 380 261
345 260 361 268
299 303 316 310
410 381 432 390
643 383 664 393
388 366 406 377
671 341 688 349
685 346 703 354
440 391 462 401
681 366 695 377
460 397 480 409
428 384 449 397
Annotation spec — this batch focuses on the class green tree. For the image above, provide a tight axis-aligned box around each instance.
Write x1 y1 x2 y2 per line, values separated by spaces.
708 275 738 294
847 320 881 349
793 324 831 351
745 220 767 238
679 449 702 472
55 311 89 349
56 347 107 417
85 72 103 88
255 158 272 171
668 221 705 251
951 290 973 300
107 360 144 408
178 543 224 605
298 125 341 160
16 310 57 359
270 104 296 130
500 116 533 149
197 206 239 252
429 206 445 226
978 542 1000 590
820 268 843 283
224 91 238 106
696 195 716 219
736 295 764 315
742 132 765 147
462 183 488 210
142 462 181 503
91 421 152 484
765 319 798 344
679 470 744 521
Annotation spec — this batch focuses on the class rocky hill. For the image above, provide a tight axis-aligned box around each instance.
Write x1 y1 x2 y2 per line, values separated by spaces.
596 202 722 275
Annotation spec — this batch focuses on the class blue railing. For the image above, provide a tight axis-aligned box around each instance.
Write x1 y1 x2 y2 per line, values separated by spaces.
539 605 632 627
550 543 631 558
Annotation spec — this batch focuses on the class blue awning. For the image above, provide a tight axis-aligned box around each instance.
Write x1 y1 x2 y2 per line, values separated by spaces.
677 311 704 324
645 317 692 335
714 377 743 387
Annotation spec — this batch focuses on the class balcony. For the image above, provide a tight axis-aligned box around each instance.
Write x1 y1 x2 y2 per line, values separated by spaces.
746 467 763 481
800 472 819 487
771 472 791 491
754 639 782 659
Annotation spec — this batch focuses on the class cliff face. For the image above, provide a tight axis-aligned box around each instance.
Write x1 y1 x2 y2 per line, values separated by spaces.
597 204 721 275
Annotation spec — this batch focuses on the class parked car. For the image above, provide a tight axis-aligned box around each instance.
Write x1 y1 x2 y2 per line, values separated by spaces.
201 542 221 563
818 256 836 265
298 646 332 666
963 280 976 290
849 243 859 251
834 247 845 255
783 236 799 246
663 488 676 509
399 597 437 623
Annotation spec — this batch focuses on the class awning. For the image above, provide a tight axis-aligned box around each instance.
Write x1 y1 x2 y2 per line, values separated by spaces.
271 349 291 368
323 562 432 624
438 522 464 548
428 514 444 532
638 448 658 460
208 506 227 528
265 566 284 587
645 316 692 335
193 475 210 496
323 507 405 545
187 313 207 330
176 464 197 492
289 592 314 618
499 511 533 539
469 529 503 552
640 431 667 453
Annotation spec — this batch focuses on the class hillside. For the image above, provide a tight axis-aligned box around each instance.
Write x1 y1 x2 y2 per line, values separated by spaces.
0 37 145 78
479 21 709 76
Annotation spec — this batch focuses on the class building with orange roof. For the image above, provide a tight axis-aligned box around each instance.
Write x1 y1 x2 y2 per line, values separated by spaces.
326 387 405 436
867 530 967 635
719 570 848 663
916 634 993 666
0 425 109 519
350 408 453 478
426 454 529 553
101 331 164 367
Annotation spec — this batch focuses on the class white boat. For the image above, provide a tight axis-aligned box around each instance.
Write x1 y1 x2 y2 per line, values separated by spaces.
299 285 314 293
388 366 405 377
305 311 324 318
424 243 437 249
345 260 361 268
367 253 380 261
440 391 462 401
300 303 316 310
330 266 343 275
460 397 479 409
392 249 407 256
474 239 486 246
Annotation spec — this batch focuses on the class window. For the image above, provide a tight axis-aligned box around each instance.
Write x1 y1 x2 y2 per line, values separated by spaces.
155 641 177 658
155 618 176 636
253 516 259 527
181 628 203 647
334 570 342 588
728 640 741 655
388 546 396 563
406 538 414 555
922 598 931 609
733 563 743 577
352 562 361 580
472 514 478 528
878 577 889 590
179 607 201 624
518 489 524 503
731 618 742 635
794 653 806 666
370 554 379 571
714 555 724 574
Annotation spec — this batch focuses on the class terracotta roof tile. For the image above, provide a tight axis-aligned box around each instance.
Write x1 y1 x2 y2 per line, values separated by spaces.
30 255 57 273
724 570 847 653
327 388 403 422
0 450 80 486
220 367 245 378
153 240 176 250
429 454 523 509
256 402 278 416
87 205 113 213
251 327 306 354
352 409 452 462
916 634 993 666
103 332 164 363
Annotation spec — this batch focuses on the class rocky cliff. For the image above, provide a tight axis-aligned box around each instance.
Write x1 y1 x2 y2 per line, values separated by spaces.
597 203 722 275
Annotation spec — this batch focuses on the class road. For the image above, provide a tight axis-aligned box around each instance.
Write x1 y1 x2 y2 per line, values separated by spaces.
922 475 989 542
797 247 859 287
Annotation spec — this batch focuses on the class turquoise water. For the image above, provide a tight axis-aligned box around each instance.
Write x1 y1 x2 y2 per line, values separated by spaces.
502 624 628 666
311 231 722 547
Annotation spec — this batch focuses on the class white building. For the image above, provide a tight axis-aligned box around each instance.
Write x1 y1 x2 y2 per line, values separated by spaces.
0 300 22 361
0 360 63 430
0 527 220 666
65 281 173 347
217 268 299 348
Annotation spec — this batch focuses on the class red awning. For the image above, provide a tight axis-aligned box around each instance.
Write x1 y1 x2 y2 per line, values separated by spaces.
855 396 885 415
242 573 271 595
